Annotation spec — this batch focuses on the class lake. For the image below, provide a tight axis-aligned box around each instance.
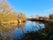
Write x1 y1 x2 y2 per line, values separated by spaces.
0 21 45 40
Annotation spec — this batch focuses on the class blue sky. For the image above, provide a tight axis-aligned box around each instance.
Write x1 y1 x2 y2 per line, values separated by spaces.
7 0 53 17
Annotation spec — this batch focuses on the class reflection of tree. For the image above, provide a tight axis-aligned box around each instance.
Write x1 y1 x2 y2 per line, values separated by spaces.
17 12 27 30
18 22 26 30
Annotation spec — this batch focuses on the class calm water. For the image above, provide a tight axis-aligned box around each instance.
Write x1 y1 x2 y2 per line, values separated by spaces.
0 21 45 40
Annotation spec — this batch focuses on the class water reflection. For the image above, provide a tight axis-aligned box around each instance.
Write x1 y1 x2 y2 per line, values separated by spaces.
0 21 45 40
13 21 45 40
18 22 26 30
0 22 18 33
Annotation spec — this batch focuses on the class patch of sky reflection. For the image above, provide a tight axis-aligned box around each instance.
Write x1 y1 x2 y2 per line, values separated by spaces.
24 21 45 32
12 21 45 40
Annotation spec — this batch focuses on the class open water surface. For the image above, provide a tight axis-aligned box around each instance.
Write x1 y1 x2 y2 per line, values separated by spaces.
0 21 45 40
